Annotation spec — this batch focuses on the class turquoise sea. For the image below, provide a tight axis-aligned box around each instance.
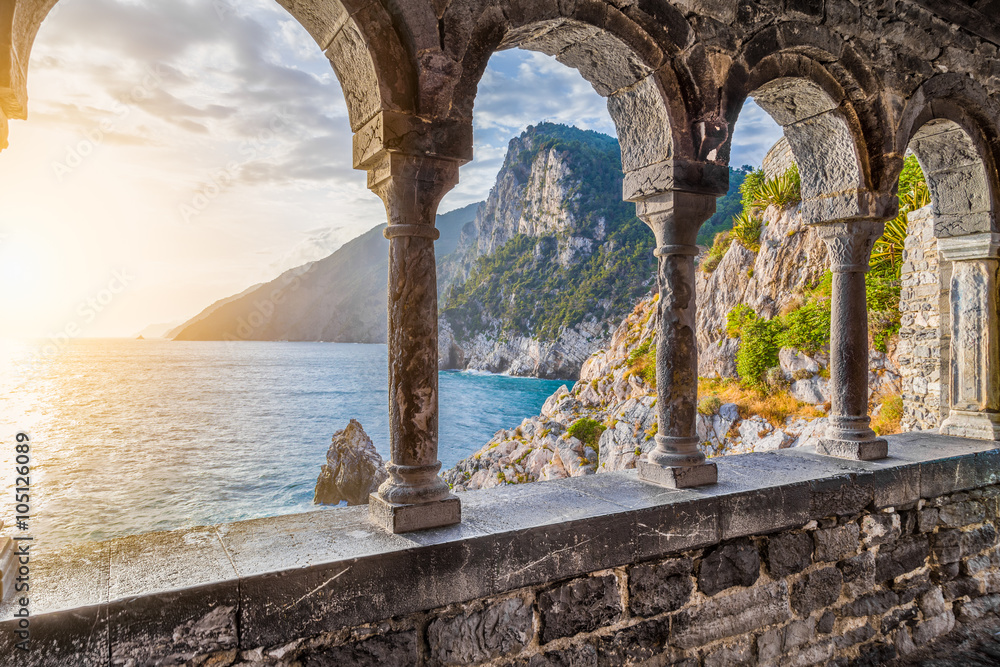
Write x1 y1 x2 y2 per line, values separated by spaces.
0 340 567 550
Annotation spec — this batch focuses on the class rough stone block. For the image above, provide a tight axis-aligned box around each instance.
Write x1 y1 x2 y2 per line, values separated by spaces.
702 637 754 667
815 437 889 461
956 593 1000 621
304 631 417 666
368 493 461 533
636 460 717 488
523 644 599 667
427 596 532 665
841 589 900 619
839 550 876 597
818 610 836 634
697 538 760 596
833 623 876 649
876 536 929 582
809 474 874 518
718 482 811 540
591 617 670 666
671 582 791 649
628 558 693 617
861 513 901 547
538 575 622 643
791 567 843 616
919 588 947 617
917 508 940 533
894 571 932 604
938 500 986 527
880 605 918 635
912 610 956 644
813 523 860 562
767 532 814 577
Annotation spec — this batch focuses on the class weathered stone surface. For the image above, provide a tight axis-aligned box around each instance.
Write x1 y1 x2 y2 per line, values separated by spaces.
526 643 598 667
702 637 754 667
876 536 929 582
841 589 899 617
791 567 843 616
538 575 622 643
697 538 760 596
861 513 901 547
591 617 671 666
672 582 791 649
813 523 860 562
314 420 388 506
628 558 693 617
427 596 532 664
767 532 814 577
303 632 417 666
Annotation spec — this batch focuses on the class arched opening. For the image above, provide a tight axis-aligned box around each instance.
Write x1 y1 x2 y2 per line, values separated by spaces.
898 115 999 439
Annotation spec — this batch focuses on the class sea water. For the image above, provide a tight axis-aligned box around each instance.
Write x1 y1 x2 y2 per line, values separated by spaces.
0 339 567 549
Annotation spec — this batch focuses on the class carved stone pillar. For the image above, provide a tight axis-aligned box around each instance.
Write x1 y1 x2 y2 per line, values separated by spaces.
367 152 462 533
939 233 1000 440
635 191 719 488
815 220 888 460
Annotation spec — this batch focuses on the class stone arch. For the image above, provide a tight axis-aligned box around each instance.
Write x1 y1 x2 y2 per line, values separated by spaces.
896 76 1000 238
894 76 1000 439
0 0 414 148
440 1 721 197
722 34 894 224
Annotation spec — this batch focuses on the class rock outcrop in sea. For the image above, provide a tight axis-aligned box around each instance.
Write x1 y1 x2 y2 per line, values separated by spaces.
313 419 388 505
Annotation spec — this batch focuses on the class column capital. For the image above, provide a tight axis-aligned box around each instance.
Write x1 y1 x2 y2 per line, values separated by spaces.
938 232 1000 262
635 190 717 252
623 159 729 203
353 110 472 170
814 219 884 273
367 152 460 230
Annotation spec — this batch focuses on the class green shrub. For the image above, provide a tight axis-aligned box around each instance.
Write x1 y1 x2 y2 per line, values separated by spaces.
701 231 733 273
698 396 722 416
740 168 767 212
627 339 657 386
751 165 802 211
726 306 779 387
567 418 606 449
731 211 763 252
775 299 831 355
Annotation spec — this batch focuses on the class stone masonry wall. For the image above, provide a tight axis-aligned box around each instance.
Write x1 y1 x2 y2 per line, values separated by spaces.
186 485 1000 666
762 136 795 181
899 206 950 431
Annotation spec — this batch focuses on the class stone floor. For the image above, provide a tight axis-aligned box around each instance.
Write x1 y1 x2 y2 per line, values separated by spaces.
891 614 1000 666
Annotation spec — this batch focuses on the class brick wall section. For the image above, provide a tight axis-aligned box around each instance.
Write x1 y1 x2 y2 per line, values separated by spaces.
898 206 950 431
190 485 1000 666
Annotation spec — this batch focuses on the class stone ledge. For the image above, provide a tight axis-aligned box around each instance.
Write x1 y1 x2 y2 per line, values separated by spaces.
0 433 997 664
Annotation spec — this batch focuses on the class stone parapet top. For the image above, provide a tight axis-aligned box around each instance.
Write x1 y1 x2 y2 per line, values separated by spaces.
1 433 998 657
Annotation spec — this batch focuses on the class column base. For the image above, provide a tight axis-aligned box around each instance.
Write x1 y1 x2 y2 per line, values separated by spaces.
816 438 888 461
637 460 717 488
940 410 1000 441
368 493 461 533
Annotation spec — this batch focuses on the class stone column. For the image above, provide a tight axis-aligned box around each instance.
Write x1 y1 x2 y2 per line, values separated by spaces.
938 233 1000 440
367 152 462 533
635 191 719 488
815 220 888 460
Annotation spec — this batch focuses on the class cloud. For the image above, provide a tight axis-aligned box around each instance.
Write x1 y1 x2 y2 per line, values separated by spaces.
730 99 784 168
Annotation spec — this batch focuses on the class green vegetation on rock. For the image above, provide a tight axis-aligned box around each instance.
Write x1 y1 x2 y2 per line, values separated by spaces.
567 417 605 450
441 123 655 342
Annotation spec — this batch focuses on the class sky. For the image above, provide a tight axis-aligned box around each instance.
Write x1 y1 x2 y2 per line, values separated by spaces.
0 0 781 339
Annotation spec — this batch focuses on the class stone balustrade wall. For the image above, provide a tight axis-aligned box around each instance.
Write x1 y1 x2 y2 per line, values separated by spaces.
190 484 998 666
898 206 950 431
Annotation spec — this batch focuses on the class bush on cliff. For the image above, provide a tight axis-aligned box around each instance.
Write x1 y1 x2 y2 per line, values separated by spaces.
567 418 605 452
